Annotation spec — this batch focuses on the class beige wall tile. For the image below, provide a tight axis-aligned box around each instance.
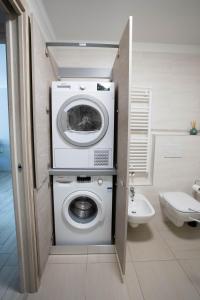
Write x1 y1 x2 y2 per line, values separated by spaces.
133 52 200 131
153 135 200 193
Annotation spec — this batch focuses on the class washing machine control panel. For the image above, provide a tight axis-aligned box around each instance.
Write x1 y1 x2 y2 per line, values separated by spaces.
75 176 104 185
97 83 111 91
77 176 91 183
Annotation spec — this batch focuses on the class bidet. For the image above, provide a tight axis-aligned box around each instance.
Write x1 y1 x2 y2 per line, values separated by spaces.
128 193 155 228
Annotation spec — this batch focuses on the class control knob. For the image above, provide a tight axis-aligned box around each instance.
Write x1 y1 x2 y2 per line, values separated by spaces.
97 178 103 185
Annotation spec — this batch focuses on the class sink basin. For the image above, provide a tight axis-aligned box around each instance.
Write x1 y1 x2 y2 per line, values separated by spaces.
128 193 155 228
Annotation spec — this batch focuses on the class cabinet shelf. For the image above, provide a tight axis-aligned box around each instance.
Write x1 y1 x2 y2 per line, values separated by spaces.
49 168 117 176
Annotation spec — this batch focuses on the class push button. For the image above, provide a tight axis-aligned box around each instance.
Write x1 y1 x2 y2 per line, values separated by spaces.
80 85 86 90
97 178 103 185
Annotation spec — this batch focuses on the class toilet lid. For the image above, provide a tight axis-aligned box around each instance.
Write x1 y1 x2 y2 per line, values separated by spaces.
161 192 200 213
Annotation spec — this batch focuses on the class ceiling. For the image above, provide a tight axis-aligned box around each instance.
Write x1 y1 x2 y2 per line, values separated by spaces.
41 0 200 45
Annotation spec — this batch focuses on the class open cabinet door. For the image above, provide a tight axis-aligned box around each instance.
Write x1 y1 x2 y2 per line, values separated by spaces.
30 15 56 276
112 16 132 277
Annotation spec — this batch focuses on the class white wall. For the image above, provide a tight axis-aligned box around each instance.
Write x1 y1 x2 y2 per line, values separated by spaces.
133 51 200 132
0 45 11 171
133 51 200 211
153 135 200 193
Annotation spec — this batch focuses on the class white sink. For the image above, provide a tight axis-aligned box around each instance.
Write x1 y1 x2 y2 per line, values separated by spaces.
128 193 155 228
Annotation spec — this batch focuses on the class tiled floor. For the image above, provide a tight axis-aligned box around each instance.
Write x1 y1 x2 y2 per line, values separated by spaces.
28 255 135 300
127 211 200 300
0 172 21 300
28 210 200 300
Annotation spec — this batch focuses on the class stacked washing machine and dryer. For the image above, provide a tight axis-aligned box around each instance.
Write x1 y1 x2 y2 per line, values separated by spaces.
51 81 115 245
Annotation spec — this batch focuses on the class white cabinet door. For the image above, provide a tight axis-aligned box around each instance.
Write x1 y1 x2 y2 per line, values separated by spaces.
112 16 132 277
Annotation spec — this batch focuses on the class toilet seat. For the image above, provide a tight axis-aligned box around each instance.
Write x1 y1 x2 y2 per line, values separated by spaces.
159 192 200 227
160 192 200 213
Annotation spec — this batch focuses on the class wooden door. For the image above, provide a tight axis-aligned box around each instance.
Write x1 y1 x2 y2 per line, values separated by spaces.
30 15 56 276
3 1 40 291
112 16 132 277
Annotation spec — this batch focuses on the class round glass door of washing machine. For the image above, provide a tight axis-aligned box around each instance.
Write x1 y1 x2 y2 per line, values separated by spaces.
57 95 109 147
62 191 104 230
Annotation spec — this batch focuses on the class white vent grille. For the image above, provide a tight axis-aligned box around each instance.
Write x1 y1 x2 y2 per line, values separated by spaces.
94 150 109 166
129 88 152 174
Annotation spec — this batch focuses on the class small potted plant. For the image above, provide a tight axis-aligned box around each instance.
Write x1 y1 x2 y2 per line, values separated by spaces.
190 120 198 135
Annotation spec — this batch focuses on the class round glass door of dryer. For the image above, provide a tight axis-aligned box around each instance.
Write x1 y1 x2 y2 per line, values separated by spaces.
62 191 104 230
57 95 109 147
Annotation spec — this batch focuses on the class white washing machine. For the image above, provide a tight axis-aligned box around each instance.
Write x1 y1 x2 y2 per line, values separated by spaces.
53 175 113 245
51 81 115 169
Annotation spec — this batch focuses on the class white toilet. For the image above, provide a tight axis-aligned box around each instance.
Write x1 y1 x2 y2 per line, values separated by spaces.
128 193 155 228
159 192 200 227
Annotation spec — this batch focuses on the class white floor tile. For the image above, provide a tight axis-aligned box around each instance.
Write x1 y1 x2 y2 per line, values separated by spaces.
126 244 132 262
6 252 19 266
125 262 144 300
158 227 200 258
0 253 9 269
134 260 200 300
28 263 86 300
0 266 18 299
48 254 87 264
87 254 117 263
2 273 22 300
127 226 175 261
86 263 129 300
178 259 200 295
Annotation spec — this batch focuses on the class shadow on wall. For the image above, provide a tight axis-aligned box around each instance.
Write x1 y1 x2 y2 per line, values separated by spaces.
0 44 11 172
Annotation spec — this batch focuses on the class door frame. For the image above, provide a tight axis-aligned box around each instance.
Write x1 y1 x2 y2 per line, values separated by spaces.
1 2 39 293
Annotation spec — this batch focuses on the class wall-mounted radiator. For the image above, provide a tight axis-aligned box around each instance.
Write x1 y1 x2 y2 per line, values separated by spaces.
129 88 152 174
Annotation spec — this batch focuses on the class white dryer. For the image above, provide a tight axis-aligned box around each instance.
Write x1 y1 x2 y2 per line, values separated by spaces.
53 175 113 245
51 81 115 169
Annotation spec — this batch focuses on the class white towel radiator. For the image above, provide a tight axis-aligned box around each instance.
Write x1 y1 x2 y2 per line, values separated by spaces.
129 88 152 175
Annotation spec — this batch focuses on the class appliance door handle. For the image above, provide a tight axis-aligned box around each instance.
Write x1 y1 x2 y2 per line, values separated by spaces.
56 180 72 184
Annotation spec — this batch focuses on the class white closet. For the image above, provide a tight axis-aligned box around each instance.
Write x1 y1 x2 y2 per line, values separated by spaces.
30 15 133 283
